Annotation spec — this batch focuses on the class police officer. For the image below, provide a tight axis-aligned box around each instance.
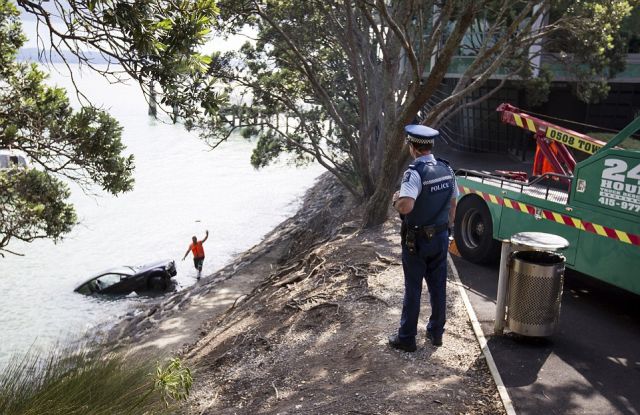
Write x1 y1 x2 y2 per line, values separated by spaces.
388 124 458 352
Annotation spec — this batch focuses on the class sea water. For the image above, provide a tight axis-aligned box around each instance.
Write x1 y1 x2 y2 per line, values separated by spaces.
0 66 324 366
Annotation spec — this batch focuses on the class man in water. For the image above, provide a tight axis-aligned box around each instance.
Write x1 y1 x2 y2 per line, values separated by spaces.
182 230 209 279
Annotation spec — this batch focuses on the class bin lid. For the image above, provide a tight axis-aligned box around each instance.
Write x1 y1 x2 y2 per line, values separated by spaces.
510 232 570 251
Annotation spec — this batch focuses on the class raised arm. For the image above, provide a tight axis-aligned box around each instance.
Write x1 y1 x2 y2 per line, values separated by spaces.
202 230 209 243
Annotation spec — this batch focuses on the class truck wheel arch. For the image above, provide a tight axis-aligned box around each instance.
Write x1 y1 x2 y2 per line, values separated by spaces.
454 194 501 264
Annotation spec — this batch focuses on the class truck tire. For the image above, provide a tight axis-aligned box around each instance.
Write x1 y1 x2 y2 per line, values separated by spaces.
454 196 500 264
148 274 167 291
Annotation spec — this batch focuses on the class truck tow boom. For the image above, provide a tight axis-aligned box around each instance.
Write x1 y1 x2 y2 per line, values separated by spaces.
497 103 608 177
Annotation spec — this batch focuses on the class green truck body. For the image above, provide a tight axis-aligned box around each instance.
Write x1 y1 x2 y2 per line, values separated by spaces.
453 116 640 295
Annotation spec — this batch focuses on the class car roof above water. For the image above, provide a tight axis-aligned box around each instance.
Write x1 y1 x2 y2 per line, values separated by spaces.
95 266 137 276
92 260 173 277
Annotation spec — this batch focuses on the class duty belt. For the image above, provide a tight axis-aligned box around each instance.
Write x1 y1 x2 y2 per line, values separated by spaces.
402 223 449 255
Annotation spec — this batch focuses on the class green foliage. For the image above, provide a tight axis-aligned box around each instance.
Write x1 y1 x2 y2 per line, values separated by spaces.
17 0 223 121
621 6 640 52
251 130 284 168
28 1 216 71
195 0 637 226
153 358 193 406
18 0 636 227
523 67 553 107
0 0 24 74
0 169 76 248
550 0 639 103
0 343 192 415
0 0 134 255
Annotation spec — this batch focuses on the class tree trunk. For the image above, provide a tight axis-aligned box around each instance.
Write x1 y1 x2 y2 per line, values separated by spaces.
362 176 394 227
362 127 408 227
148 82 157 118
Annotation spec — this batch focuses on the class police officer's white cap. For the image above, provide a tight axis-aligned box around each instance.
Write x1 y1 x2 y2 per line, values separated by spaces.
405 124 440 144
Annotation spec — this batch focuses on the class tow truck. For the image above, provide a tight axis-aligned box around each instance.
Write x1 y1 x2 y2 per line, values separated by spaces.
453 103 640 295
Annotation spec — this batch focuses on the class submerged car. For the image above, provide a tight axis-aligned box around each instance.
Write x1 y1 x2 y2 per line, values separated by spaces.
74 259 177 295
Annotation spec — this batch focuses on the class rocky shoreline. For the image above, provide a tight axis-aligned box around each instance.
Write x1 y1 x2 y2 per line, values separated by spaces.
106 173 350 354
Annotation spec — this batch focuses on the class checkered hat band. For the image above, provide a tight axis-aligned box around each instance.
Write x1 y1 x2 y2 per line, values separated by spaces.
407 136 434 144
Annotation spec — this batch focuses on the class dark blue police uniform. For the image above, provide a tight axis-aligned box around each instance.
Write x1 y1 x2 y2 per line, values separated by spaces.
390 125 458 351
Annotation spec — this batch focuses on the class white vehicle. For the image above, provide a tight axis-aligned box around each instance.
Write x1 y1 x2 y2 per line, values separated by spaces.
0 149 29 169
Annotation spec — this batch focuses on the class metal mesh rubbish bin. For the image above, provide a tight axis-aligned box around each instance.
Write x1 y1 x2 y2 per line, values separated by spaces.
494 232 569 336
506 250 565 337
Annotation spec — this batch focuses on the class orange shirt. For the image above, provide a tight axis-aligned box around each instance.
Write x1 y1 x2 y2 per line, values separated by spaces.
190 241 205 258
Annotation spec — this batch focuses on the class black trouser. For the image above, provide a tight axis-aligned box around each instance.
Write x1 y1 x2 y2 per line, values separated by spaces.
399 230 448 342
193 257 204 271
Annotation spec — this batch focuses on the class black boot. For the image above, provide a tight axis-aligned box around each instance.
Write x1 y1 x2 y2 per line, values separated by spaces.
388 334 417 352
426 331 443 347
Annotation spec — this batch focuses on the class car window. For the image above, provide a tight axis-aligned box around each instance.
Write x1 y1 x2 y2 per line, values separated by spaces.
0 155 8 169
75 281 94 295
95 273 124 290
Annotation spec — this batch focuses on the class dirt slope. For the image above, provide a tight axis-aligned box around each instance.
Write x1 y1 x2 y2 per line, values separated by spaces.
110 174 505 415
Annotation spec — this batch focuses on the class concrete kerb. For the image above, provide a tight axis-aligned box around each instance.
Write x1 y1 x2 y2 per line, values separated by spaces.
448 254 517 415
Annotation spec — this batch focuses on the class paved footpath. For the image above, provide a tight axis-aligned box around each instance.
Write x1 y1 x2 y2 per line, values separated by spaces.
453 257 640 415
440 144 640 415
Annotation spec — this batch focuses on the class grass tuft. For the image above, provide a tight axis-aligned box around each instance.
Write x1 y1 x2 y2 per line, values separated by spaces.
0 343 192 415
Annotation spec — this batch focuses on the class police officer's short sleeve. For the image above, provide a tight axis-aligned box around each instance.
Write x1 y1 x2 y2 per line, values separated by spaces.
399 169 422 200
